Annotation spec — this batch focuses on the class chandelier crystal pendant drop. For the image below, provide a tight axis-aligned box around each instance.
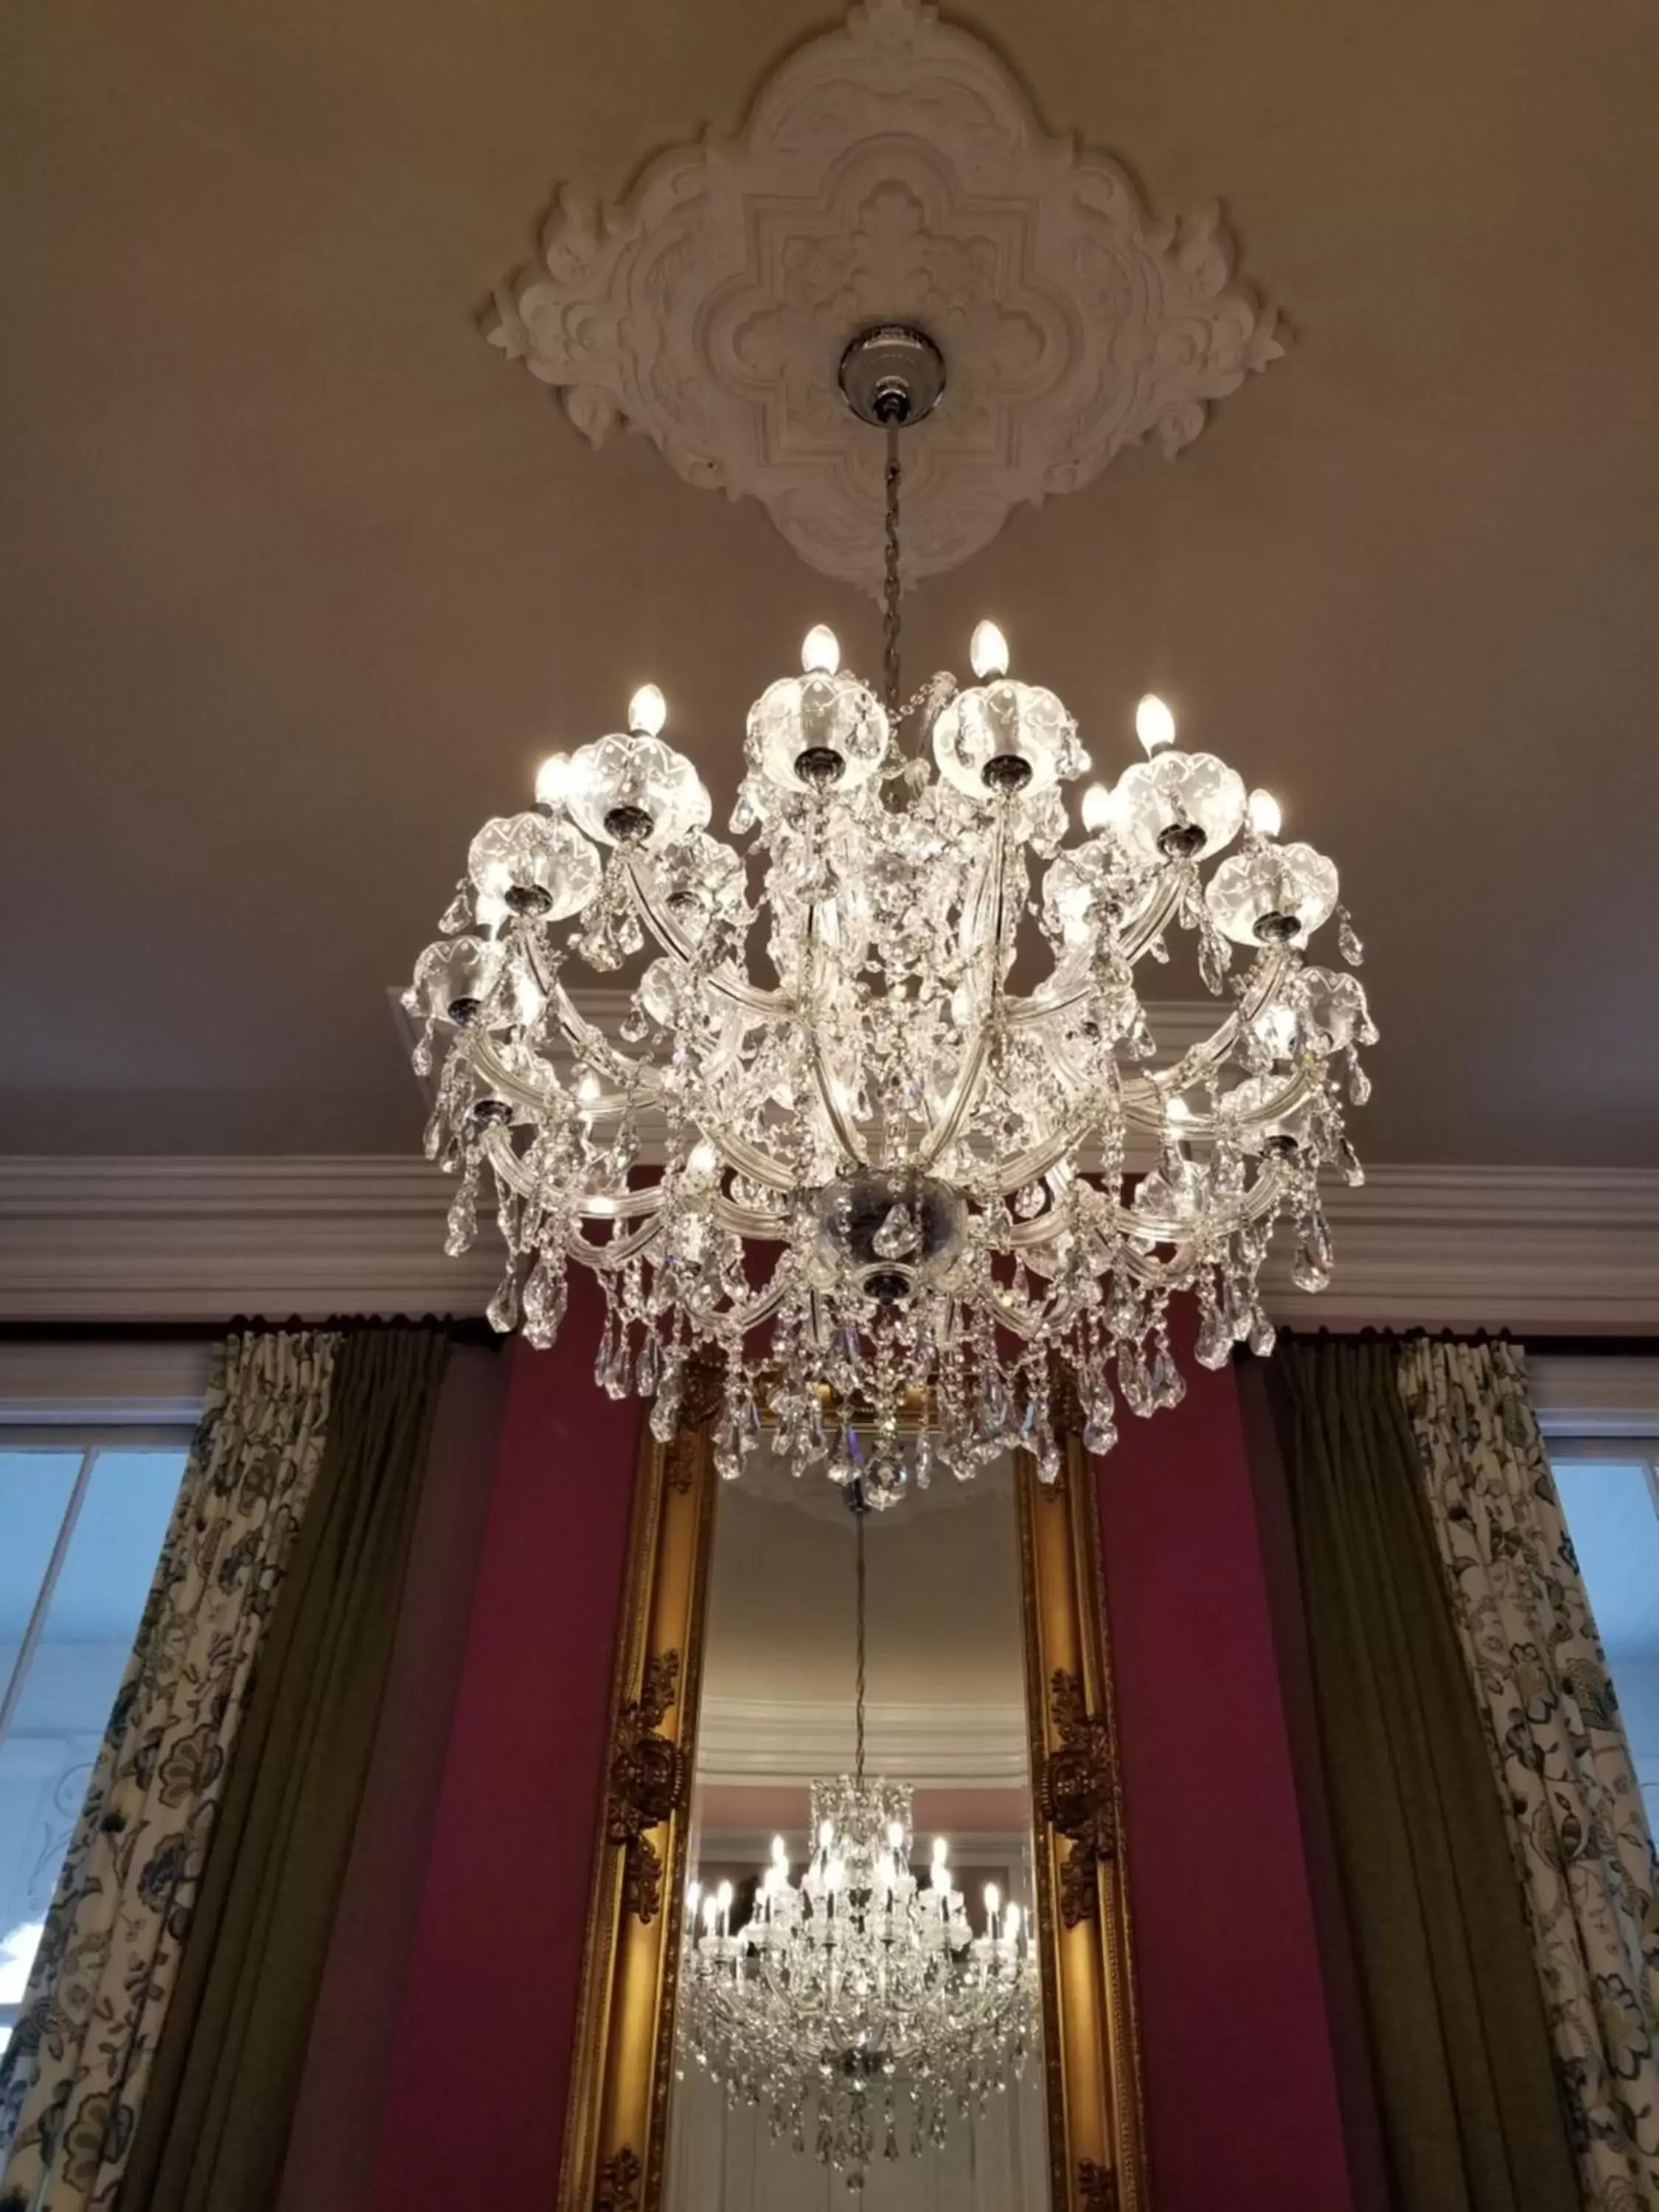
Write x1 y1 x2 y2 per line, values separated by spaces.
406 324 1375 1496
677 1485 1038 2188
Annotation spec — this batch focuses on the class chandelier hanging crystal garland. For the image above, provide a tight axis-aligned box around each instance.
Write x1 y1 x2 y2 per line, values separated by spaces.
406 327 1375 1497
678 1486 1037 2188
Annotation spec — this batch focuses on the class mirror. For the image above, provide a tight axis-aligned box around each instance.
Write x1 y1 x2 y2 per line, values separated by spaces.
558 1388 1147 2212
666 1454 1048 2209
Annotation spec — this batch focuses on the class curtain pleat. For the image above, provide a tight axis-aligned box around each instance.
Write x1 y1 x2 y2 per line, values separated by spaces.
1269 1338 1580 2212
0 1329 338 2212
114 1325 449 2212
1400 1340 1659 2207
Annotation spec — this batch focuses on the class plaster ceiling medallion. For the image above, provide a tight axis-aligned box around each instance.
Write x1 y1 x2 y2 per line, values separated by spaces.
487 0 1285 592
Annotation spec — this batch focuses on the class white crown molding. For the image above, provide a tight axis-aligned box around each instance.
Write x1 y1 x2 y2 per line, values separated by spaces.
1528 1356 1659 1438
0 1340 212 1425
488 0 1282 594
1 1154 1657 1334
697 1697 1028 1788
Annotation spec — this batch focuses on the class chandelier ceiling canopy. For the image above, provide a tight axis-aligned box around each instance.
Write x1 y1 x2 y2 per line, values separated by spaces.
406 305 1374 1496
487 0 1284 594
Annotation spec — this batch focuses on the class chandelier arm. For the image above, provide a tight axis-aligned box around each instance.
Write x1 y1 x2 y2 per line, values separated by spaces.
1132 947 1298 1119
998 876 1184 1039
801 908 869 1170
622 856 788 1017
700 1124 800 1193
679 1275 788 1337
563 1214 666 1267
479 1126 667 1222
516 933 668 1094
465 998 655 1124
1079 1161 1289 1257
1119 870 1188 959
1129 1058 1321 1144
913 817 1010 1172
546 978 661 1102
985 1281 1076 1341
465 1033 563 1114
853 1501 868 1787
709 1193 792 1239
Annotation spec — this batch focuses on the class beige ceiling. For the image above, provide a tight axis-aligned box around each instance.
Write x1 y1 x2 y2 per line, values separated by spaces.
699 1462 1026 1717
2 0 1658 1163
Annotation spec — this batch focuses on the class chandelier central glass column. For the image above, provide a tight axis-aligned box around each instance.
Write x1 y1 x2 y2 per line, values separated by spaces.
678 1481 1038 2189
406 323 1375 1497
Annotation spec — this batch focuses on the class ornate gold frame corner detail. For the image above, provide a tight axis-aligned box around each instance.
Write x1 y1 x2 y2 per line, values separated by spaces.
556 1367 720 2212
1019 1433 1151 2212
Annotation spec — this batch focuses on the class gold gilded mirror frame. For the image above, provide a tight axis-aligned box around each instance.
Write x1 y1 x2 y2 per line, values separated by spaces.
1018 1419 1150 2212
557 1381 1151 2212
557 1363 721 2212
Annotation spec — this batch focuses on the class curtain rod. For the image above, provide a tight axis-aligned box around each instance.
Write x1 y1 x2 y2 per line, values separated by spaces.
1269 1326 1659 1358
0 1316 507 1349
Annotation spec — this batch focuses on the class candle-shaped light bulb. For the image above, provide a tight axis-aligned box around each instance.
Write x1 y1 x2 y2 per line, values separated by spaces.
702 1893 719 1933
1004 1902 1021 1941
801 624 841 675
970 620 1009 680
686 1138 719 1177
575 1068 603 1108
1248 787 1282 837
818 1819 835 1853
886 1821 905 1852
931 1837 948 1867
686 1878 701 1916
1081 782 1116 833
535 751 572 807
627 683 667 737
1166 1095 1191 1124
716 1879 733 1912
984 1882 1000 1927
1135 692 1177 754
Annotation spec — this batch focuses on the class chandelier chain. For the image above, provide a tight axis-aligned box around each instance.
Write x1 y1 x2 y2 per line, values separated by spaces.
881 423 902 718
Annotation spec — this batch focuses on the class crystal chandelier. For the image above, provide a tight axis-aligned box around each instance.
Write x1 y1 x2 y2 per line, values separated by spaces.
678 1488 1037 2188
406 325 1374 1494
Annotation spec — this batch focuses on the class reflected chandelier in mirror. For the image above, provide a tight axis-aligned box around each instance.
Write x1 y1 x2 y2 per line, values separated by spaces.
678 1486 1039 2188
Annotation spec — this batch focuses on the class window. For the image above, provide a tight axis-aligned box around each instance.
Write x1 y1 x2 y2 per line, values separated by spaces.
0 1343 207 2057
1546 1441 1659 1834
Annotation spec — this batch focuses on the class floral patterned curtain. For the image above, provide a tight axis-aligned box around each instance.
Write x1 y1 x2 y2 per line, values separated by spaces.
0 1329 338 2212
1400 1340 1659 2212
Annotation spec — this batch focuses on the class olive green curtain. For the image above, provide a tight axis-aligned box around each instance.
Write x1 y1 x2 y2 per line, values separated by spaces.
1268 1337 1580 2212
115 1324 449 2212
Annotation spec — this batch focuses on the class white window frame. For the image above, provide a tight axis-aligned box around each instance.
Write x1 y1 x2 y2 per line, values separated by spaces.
0 1342 209 2043
1529 1354 1659 1443
1531 1355 1659 1834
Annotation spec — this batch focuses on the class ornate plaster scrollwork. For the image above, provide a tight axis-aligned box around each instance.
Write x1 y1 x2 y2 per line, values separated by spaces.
607 1652 686 1924
665 1354 722 1494
1037 1668 1118 1928
593 2146 642 2212
1079 2157 1121 2212
488 0 1284 594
